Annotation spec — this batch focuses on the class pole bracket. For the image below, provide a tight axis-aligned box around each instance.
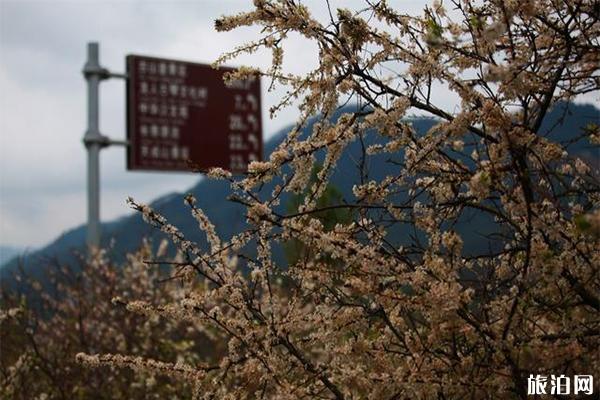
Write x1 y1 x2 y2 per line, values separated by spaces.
82 64 110 80
83 134 128 148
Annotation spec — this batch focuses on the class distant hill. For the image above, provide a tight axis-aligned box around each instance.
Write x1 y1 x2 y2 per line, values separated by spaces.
1 102 598 285
0 246 27 266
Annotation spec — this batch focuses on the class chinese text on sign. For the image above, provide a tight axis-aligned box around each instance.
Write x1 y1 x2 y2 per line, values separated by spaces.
126 55 262 173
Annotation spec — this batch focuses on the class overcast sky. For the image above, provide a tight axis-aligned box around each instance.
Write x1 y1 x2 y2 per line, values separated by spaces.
0 0 428 249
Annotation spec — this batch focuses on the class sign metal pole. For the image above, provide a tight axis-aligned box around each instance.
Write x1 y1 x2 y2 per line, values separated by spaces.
82 42 128 250
83 42 107 250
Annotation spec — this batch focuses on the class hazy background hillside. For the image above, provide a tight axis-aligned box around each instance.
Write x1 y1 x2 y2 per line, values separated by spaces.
1 102 597 284
0 246 24 266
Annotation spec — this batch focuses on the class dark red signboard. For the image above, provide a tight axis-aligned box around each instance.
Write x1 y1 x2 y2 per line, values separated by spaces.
126 55 262 172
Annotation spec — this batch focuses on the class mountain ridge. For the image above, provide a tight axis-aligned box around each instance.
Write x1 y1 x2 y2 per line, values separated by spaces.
1 102 598 283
